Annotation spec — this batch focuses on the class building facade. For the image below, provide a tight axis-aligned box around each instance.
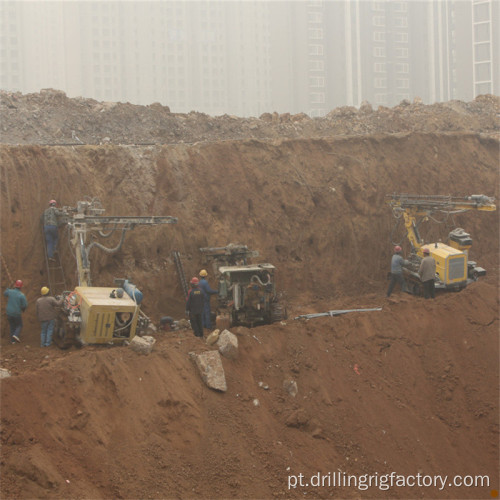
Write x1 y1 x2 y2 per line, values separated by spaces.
0 1 498 116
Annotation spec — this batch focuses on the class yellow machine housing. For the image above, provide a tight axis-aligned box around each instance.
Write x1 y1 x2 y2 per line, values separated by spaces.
421 244 467 287
76 286 139 344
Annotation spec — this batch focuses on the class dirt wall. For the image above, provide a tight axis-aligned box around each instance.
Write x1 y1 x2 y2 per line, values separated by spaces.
0 111 499 499
1 132 498 338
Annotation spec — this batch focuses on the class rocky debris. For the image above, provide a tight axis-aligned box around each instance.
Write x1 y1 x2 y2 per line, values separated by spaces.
216 329 238 360
129 335 156 355
176 319 190 330
0 368 12 379
206 329 220 346
0 89 498 146
189 350 227 392
283 379 298 397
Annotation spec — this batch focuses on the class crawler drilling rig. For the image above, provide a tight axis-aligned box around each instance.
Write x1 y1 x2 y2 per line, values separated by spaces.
386 193 496 294
53 198 177 348
199 244 287 328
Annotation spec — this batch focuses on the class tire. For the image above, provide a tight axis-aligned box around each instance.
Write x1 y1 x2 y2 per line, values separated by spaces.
52 316 74 350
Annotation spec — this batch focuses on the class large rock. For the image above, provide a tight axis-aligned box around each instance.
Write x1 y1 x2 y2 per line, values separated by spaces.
0 368 12 379
190 350 227 392
129 335 156 355
217 329 238 360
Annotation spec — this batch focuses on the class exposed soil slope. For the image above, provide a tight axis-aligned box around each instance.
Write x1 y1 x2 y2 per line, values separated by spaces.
0 92 499 499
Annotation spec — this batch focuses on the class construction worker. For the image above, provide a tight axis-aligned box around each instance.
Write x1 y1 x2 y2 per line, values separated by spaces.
42 199 63 261
198 269 218 329
185 277 206 338
35 287 63 347
419 248 436 299
386 245 409 297
4 280 27 344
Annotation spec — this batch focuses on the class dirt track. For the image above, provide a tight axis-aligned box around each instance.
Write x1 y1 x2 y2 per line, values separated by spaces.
0 92 499 499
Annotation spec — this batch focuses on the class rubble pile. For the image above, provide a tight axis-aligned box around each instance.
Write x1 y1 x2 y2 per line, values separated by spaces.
1 89 498 145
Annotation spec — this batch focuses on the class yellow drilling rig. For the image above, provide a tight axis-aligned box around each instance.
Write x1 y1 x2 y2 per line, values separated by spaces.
386 193 496 294
52 198 177 348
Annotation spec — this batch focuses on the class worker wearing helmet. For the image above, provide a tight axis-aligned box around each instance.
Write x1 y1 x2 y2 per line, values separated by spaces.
42 200 64 261
36 286 63 347
386 245 410 298
198 269 218 329
4 280 28 344
418 248 436 299
185 277 206 338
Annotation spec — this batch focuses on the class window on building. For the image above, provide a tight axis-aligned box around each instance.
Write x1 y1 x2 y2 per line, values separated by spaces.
394 32 408 43
375 93 388 105
475 62 491 81
372 2 384 11
474 23 490 43
396 78 409 88
394 2 407 12
373 16 385 27
308 11 322 23
373 46 386 57
395 63 409 73
310 92 325 103
373 31 386 42
394 17 408 27
310 76 325 87
374 77 387 88
473 2 490 22
309 28 323 39
395 47 408 57
474 43 490 62
374 62 386 72
475 82 492 94
309 44 324 56
309 60 324 71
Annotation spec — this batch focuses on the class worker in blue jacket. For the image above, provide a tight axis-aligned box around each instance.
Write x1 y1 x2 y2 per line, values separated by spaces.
185 277 206 338
4 280 28 344
198 269 218 329
386 245 409 297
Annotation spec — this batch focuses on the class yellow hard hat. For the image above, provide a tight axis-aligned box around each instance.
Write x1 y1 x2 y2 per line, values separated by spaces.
41 286 49 295
199 269 208 277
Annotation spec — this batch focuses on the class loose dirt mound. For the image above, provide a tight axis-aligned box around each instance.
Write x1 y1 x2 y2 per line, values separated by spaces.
1 89 498 145
0 92 498 499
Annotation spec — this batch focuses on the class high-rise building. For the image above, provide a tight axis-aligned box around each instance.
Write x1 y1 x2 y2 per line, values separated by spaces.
0 1 497 116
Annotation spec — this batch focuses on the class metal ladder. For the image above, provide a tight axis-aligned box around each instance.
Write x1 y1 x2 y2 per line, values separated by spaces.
172 250 189 298
42 225 67 295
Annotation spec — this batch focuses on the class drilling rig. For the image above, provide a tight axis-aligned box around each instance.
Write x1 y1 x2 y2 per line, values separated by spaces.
386 193 496 294
199 244 287 328
53 198 177 348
